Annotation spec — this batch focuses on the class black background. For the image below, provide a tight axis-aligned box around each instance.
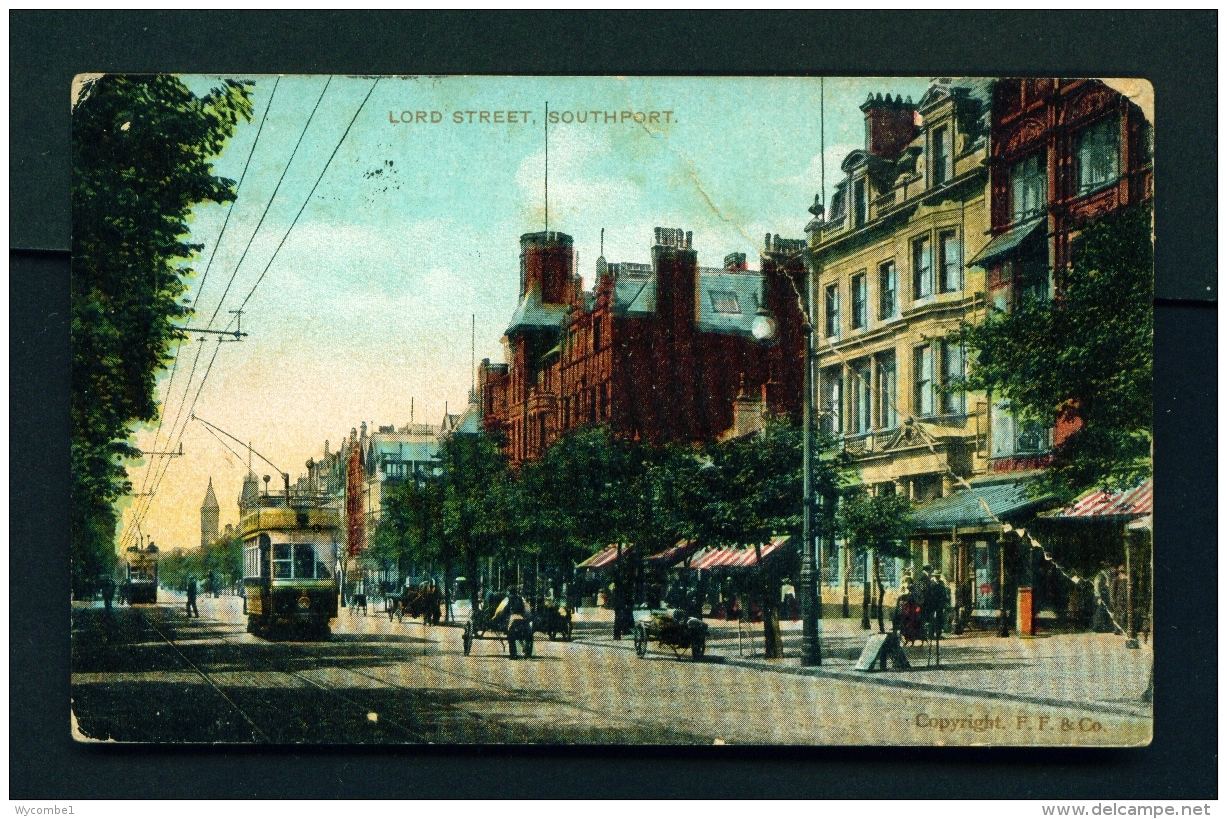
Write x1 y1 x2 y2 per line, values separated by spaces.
10 10 1217 799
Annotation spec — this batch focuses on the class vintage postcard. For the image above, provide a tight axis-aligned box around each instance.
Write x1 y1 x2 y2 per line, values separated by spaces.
70 74 1153 745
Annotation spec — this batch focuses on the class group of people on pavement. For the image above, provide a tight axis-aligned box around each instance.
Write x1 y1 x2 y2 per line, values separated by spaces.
893 565 951 645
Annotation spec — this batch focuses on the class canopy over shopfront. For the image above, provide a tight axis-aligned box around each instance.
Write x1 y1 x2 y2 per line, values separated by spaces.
576 544 629 571
1046 479 1152 521
687 536 791 572
645 540 702 568
910 478 1057 533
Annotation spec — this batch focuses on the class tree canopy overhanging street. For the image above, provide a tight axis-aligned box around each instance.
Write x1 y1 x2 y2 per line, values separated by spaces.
71 76 253 598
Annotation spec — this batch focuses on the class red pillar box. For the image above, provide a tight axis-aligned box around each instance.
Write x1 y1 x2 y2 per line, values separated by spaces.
1017 587 1035 637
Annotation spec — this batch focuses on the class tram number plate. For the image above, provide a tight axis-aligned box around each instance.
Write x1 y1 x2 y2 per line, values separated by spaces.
297 595 312 610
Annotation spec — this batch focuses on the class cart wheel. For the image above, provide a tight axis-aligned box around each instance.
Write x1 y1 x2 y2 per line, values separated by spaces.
462 622 473 656
692 636 706 661
633 624 648 658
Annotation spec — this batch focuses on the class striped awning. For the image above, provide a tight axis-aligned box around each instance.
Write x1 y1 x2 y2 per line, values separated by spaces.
1050 479 1152 520
576 544 627 570
645 539 702 567
688 536 791 572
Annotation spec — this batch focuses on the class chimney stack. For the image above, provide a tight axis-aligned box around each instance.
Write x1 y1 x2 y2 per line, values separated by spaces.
861 92 918 159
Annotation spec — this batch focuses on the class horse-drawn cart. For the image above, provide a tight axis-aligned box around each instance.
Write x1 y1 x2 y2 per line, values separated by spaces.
387 582 443 625
532 600 573 642
632 609 708 661
462 592 534 659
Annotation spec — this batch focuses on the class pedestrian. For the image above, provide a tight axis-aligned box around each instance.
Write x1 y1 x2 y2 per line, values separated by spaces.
925 573 951 640
101 576 115 612
185 577 199 619
1092 562 1114 632
1111 564 1129 636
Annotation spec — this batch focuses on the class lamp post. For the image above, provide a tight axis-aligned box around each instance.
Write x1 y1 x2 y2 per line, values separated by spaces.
752 265 821 666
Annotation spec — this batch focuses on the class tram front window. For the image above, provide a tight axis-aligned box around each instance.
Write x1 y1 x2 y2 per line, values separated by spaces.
293 544 316 579
273 544 293 578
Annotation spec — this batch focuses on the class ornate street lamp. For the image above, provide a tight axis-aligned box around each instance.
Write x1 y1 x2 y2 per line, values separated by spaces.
753 268 821 666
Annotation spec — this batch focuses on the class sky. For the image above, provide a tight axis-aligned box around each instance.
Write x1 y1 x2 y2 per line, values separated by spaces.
117 74 932 552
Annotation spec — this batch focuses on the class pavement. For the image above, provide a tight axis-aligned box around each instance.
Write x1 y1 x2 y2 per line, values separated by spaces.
571 612 1153 720
70 592 1152 746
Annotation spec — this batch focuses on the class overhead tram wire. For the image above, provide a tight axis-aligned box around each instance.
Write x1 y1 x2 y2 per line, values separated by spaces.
122 76 332 547
201 422 251 466
125 77 379 544
131 78 281 505
228 75 380 321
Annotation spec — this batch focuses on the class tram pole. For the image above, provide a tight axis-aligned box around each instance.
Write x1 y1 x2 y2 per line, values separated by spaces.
800 250 822 667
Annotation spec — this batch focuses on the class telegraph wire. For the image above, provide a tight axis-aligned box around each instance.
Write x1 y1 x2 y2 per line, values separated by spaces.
228 77 381 321
204 76 333 329
133 78 281 502
123 76 330 546
124 77 377 546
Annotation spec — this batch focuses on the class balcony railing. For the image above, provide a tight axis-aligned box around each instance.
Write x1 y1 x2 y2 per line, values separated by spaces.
843 432 875 455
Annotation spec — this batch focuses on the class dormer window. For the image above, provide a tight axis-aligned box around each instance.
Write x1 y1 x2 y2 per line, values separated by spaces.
853 177 867 226
932 124 952 186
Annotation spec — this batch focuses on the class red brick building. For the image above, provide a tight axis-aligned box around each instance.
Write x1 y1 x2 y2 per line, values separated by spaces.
479 228 808 463
972 78 1153 472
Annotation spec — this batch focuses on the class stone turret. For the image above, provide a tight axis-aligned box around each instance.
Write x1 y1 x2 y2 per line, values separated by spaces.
201 477 219 549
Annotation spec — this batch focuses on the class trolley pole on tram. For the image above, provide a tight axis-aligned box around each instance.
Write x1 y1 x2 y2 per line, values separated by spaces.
800 250 822 667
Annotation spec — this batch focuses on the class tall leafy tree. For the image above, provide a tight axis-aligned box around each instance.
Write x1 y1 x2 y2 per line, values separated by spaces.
689 418 847 658
369 471 444 588
71 75 253 597
952 204 1153 500
837 488 913 633
438 430 512 614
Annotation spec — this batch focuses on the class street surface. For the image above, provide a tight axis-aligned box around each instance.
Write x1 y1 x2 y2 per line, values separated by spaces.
71 593 1152 745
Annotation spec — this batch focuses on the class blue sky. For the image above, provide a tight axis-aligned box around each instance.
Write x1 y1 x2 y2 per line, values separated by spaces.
123 74 932 550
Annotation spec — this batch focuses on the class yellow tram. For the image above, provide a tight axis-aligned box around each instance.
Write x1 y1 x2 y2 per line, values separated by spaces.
242 505 340 639
124 544 159 604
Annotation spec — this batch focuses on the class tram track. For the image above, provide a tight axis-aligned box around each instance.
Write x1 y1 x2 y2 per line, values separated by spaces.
135 607 271 742
140 601 705 743
137 604 433 743
339 617 712 743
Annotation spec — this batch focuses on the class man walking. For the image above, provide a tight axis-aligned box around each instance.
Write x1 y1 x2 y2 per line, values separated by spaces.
1093 562 1114 633
186 577 199 619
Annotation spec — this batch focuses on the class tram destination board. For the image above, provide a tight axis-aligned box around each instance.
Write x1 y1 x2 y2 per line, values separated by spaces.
69 73 1155 747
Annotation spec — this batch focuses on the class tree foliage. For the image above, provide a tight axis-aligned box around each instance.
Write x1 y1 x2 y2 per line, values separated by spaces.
837 489 913 559
71 75 253 597
953 204 1153 499
837 487 913 632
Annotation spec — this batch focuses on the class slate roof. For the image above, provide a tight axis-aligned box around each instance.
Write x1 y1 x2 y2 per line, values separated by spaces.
505 282 568 336
607 263 766 337
910 478 1058 532
367 436 439 467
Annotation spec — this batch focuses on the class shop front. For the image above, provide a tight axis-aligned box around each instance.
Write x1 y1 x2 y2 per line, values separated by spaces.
908 476 1059 635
